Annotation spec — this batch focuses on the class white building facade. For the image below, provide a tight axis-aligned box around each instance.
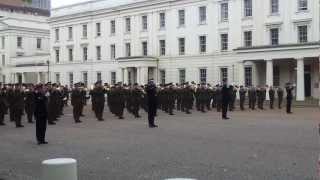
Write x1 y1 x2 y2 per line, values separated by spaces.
0 5 50 84
49 0 320 102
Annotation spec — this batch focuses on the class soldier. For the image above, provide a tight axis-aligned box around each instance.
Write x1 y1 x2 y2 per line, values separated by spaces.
34 84 48 145
114 83 126 119
24 85 35 123
248 86 256 110
12 84 24 128
0 86 8 126
277 87 284 109
47 83 58 125
7 85 14 122
146 80 158 128
269 86 275 109
176 85 183 111
71 83 83 123
239 85 246 111
195 84 201 111
206 84 213 111
221 82 230 120
197 83 207 113
286 83 294 114
229 85 237 111
80 83 88 117
166 83 176 115
216 85 222 112
183 83 194 114
90 81 106 121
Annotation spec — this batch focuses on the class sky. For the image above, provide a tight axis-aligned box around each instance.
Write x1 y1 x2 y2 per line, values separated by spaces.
52 0 90 8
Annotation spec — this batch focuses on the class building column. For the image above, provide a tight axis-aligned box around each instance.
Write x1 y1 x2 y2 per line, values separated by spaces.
238 62 245 86
266 59 273 100
22 73 26 83
140 67 149 85
296 58 305 101
136 67 141 85
37 72 41 83
123 68 128 85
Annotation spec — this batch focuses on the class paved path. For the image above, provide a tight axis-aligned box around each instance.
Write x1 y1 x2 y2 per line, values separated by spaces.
0 106 319 180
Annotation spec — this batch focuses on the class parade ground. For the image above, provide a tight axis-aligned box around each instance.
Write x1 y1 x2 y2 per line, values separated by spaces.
0 106 319 180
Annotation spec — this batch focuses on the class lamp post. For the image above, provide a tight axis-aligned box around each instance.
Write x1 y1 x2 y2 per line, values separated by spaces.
46 60 50 83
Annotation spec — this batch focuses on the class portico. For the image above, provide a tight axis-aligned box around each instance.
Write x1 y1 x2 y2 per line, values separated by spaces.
235 43 320 102
117 56 158 85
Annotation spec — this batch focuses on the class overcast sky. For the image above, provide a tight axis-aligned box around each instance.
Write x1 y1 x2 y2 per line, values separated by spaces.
52 0 89 8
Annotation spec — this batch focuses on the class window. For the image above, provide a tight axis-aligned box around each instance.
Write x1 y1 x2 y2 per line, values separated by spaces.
179 69 186 84
199 68 207 83
244 0 252 17
244 66 252 87
96 23 101 36
221 3 229 21
199 6 206 24
1 37 5 49
96 46 101 60
111 72 116 85
125 17 131 33
220 34 228 51
69 72 74 87
273 66 280 87
270 28 279 45
83 47 88 61
142 41 148 56
142 15 148 31
159 40 166 56
220 67 228 83
68 27 73 40
83 72 88 87
82 24 87 38
55 73 60 84
178 10 185 27
36 38 41 49
159 12 166 29
110 20 116 34
159 70 166 85
17 36 22 48
68 48 73 61
199 36 206 53
110 44 116 59
97 72 102 82
244 31 252 47
55 49 60 63
125 43 131 57
271 0 279 14
2 54 5 66
298 25 308 43
178 38 185 55
55 28 59 41
298 0 308 11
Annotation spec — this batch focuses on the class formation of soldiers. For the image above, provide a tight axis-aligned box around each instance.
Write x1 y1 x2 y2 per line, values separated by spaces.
0 81 295 128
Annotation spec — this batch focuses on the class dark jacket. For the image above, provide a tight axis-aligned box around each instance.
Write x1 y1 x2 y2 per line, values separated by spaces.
34 91 48 118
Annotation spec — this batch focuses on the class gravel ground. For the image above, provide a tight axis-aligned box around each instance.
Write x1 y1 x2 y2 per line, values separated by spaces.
0 105 319 180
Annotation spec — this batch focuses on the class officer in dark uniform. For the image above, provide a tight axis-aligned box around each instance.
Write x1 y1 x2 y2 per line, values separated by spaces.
130 83 144 118
71 83 83 123
277 87 284 109
286 83 294 114
114 82 126 119
34 84 48 145
239 85 246 111
146 80 158 128
90 81 106 121
269 86 275 109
